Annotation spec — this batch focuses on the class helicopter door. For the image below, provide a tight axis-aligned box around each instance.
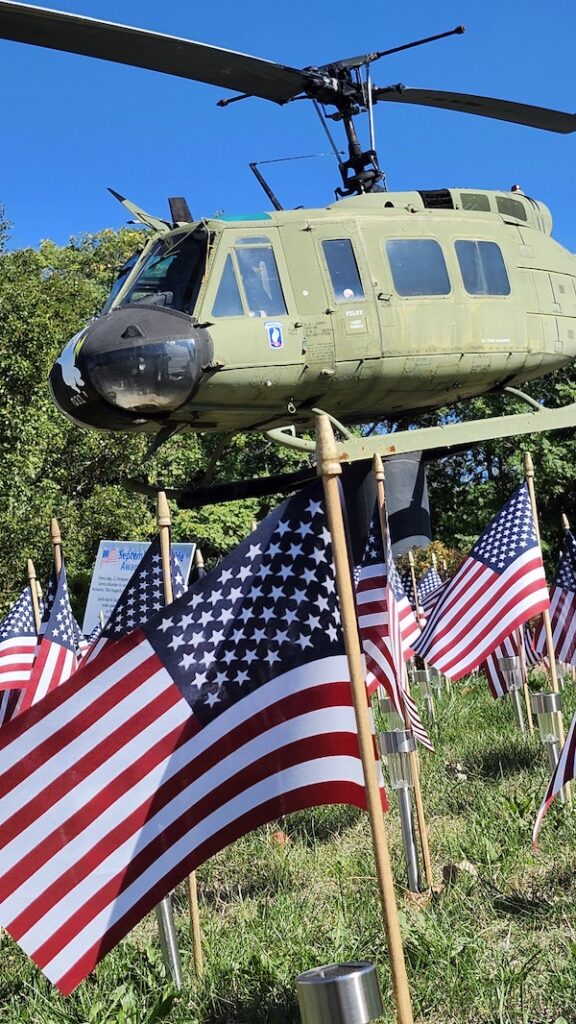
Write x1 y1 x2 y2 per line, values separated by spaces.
313 228 379 362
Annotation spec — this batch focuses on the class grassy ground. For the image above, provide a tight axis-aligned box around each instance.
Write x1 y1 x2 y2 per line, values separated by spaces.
1 675 575 1024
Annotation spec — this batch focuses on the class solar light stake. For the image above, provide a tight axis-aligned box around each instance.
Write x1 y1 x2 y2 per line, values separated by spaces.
428 665 443 699
379 694 405 732
413 668 435 720
531 691 565 803
499 656 526 734
555 661 566 692
379 730 421 893
296 961 384 1024
524 451 571 804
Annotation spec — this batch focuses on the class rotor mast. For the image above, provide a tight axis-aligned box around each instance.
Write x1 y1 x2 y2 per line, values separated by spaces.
307 25 466 197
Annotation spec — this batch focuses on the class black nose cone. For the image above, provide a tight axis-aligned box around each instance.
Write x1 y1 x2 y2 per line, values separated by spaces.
50 306 213 431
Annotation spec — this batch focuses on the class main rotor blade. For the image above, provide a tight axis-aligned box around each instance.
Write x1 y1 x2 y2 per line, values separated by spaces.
0 1 312 103
374 85 576 133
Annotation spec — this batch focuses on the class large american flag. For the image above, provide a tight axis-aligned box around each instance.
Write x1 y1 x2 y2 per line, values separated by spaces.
0 587 41 690
356 510 431 751
15 566 78 715
414 483 549 680
533 710 576 846
85 537 186 663
0 480 385 994
535 528 576 666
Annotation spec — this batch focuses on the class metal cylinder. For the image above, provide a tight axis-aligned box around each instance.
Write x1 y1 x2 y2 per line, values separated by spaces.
155 896 183 989
413 668 435 720
499 655 522 691
530 690 565 805
378 695 405 731
296 961 384 1024
509 687 526 734
379 730 421 892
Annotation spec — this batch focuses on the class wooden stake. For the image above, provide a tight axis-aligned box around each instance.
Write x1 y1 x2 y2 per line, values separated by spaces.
156 492 204 977
524 452 571 803
316 414 414 1024
373 455 434 890
27 559 42 634
50 518 63 576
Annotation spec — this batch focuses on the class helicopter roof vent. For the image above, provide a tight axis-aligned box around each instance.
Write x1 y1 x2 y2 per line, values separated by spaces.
418 189 454 210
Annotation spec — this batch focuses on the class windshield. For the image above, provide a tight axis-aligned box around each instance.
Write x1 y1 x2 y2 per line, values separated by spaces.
119 229 208 315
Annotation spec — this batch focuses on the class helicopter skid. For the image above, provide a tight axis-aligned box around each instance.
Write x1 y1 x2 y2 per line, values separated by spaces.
266 398 576 463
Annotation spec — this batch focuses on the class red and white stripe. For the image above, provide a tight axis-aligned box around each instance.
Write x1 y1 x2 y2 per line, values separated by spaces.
357 562 432 751
14 637 78 716
0 635 37 689
533 711 576 846
415 548 549 681
0 635 383 993
482 633 518 699
535 585 576 666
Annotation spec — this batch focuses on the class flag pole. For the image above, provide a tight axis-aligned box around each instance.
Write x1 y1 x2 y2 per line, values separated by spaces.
50 518 63 576
316 414 415 1024
157 492 204 980
372 455 434 890
27 559 42 634
524 452 571 803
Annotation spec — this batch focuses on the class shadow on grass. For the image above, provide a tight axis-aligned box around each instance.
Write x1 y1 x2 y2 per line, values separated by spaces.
482 881 553 920
200 963 297 1024
462 743 540 780
279 805 363 846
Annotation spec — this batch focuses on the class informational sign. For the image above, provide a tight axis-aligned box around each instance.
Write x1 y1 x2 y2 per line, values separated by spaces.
82 540 195 636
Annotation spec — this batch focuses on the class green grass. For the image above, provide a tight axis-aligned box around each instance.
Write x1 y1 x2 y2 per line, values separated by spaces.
1 675 575 1024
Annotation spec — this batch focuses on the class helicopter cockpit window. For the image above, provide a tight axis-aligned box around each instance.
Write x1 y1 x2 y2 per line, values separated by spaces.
322 239 365 302
100 251 141 315
455 240 511 296
212 254 244 317
120 230 207 315
386 239 451 297
236 244 287 317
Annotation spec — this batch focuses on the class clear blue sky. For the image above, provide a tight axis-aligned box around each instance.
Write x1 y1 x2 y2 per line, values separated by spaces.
1 0 575 253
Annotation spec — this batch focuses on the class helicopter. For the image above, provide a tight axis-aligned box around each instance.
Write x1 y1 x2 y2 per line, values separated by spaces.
2 2 576 471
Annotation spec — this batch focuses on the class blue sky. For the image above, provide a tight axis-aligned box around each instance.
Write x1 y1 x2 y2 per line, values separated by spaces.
1 0 575 253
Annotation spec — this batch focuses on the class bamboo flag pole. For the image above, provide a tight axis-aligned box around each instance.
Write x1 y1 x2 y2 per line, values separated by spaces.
524 452 571 803
373 455 434 891
27 559 42 634
157 492 204 980
316 414 415 1024
50 518 63 576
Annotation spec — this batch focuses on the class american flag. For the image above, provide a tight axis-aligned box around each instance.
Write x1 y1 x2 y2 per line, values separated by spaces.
356 510 432 751
0 587 41 690
15 566 78 715
482 633 519 699
418 566 443 606
101 547 120 565
414 483 549 680
0 688 20 727
533 711 576 846
85 537 186 663
0 480 385 994
535 529 576 666
419 576 450 622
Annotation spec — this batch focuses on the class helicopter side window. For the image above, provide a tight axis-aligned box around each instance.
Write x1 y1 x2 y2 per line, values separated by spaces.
236 245 287 317
212 254 244 317
455 240 511 296
322 239 365 302
385 239 451 297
